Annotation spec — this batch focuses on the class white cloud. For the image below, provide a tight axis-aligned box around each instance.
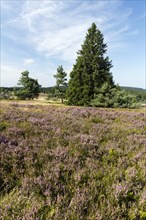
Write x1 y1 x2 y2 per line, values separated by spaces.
0 62 55 87
0 1 12 11
105 25 129 43
32 23 89 63
1 0 143 87
1 0 135 63
23 58 35 65
0 64 22 87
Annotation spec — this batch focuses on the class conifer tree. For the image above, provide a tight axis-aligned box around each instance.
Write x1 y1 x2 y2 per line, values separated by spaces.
16 70 41 100
67 23 114 105
54 65 67 103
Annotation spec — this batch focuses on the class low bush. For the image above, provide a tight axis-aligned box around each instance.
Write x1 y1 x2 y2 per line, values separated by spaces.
91 83 138 108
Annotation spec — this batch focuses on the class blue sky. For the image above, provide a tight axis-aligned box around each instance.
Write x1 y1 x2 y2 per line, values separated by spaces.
1 0 145 88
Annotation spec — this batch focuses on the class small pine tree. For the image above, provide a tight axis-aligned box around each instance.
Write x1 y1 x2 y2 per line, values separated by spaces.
67 23 114 105
16 70 41 100
53 65 67 103
91 83 137 108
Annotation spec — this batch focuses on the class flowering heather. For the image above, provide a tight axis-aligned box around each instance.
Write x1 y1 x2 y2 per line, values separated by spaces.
0 102 146 219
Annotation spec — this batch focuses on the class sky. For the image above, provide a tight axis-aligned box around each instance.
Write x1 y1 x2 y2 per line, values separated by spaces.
0 0 145 88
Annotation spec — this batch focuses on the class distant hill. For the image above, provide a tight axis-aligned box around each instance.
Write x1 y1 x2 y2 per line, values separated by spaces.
0 85 145 92
43 86 146 91
0 85 145 101
120 86 145 91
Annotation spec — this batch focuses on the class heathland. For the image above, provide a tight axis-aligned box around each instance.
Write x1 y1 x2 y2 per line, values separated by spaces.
0 100 146 219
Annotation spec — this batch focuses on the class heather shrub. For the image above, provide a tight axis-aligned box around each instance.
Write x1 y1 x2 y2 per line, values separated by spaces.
0 102 145 219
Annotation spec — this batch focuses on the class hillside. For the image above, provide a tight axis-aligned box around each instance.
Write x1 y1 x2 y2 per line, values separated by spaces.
1 86 145 92
0 101 146 219
120 87 145 91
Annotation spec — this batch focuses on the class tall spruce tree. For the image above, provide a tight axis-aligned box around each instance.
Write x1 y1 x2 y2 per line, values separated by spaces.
67 23 114 105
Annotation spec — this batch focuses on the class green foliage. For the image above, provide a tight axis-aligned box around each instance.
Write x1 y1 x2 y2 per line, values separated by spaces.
0 121 8 131
15 70 41 100
121 87 146 103
113 90 137 108
90 117 104 124
0 88 13 100
67 23 114 105
54 65 67 103
91 83 138 108
139 211 146 219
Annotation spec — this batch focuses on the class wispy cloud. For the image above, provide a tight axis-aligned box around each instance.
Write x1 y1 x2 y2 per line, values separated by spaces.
0 64 21 87
1 0 137 64
23 58 35 65
0 0 12 11
1 61 55 87
1 0 144 88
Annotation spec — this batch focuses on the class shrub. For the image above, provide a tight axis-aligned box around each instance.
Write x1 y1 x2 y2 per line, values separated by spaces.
91 83 138 108
0 103 145 219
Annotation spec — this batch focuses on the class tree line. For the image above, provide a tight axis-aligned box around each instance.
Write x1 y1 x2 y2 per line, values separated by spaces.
1 23 144 108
